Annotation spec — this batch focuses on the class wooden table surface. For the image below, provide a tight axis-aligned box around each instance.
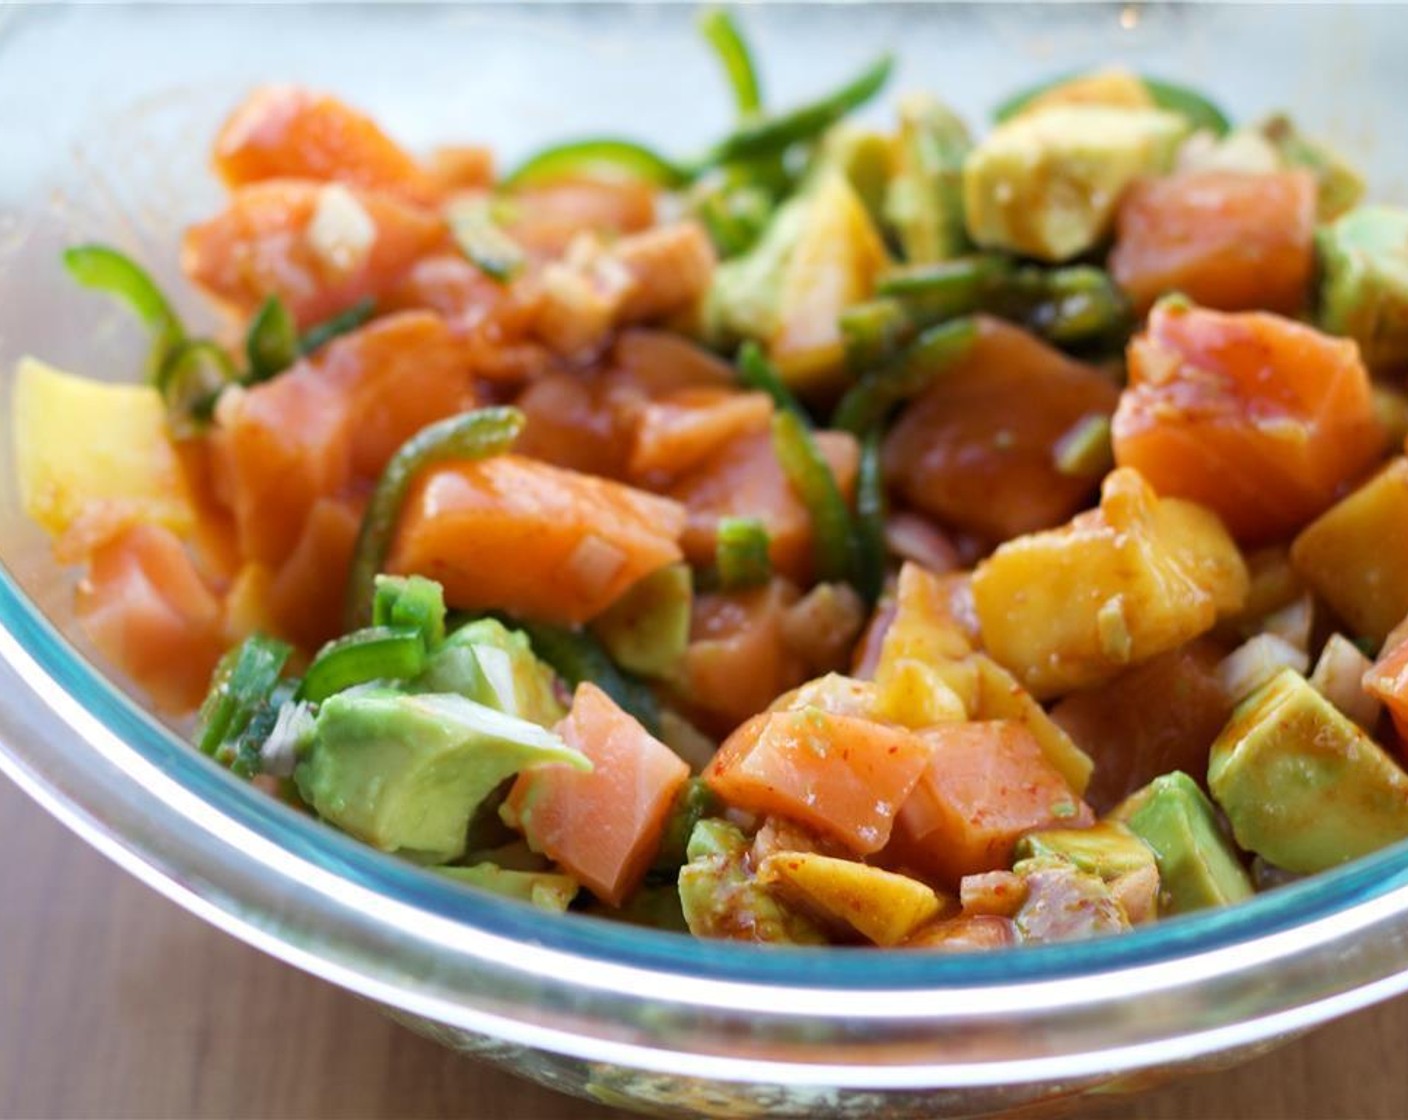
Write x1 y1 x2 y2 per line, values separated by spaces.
3 773 1406 1120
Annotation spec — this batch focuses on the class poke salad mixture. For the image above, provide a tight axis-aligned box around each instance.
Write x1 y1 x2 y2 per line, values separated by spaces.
15 14 1408 950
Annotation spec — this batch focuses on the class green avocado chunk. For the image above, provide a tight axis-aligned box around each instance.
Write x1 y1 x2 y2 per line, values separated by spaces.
1015 820 1156 882
1259 114 1364 222
418 618 566 728
962 105 1188 262
439 862 579 913
1112 771 1252 915
589 563 692 681
884 93 972 264
822 125 894 228
677 819 825 944
372 574 446 648
297 689 588 864
1317 206 1408 371
1208 668 1408 874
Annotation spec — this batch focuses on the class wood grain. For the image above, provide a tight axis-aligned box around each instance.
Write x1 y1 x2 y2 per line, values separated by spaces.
2 773 1405 1120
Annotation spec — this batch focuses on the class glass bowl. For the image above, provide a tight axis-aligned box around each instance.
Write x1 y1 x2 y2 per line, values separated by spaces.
3 4 1408 1117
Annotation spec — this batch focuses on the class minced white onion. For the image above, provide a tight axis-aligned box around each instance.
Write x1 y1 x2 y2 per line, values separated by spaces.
1310 633 1381 730
1217 633 1309 704
307 183 376 275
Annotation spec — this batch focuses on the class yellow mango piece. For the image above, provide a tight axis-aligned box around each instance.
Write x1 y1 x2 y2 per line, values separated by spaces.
772 672 878 719
770 169 890 391
1291 458 1408 647
756 850 945 947
1018 68 1156 117
1149 491 1249 615
971 654 1093 795
13 357 193 540
879 562 976 665
972 468 1248 699
874 657 968 728
873 562 980 721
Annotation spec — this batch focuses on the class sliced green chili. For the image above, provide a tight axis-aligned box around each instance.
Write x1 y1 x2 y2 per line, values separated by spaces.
195 634 293 758
1142 77 1231 137
706 54 893 165
832 316 979 435
299 626 429 704
715 517 773 589
372 573 447 649
64 243 185 383
771 410 855 584
990 265 1132 347
502 138 695 191
840 299 916 374
693 181 774 258
245 295 300 383
699 8 762 119
224 679 300 779
63 244 185 380
878 254 1008 306
652 778 722 871
344 406 526 630
513 619 662 736
852 429 887 605
736 340 810 426
448 198 526 283
300 298 376 356
158 339 240 437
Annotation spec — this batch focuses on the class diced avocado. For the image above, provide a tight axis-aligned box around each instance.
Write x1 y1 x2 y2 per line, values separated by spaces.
1291 458 1408 648
372 574 446 648
297 689 588 864
1260 114 1365 221
423 618 567 727
1112 771 1252 914
756 850 945 947
1015 820 1155 882
1208 668 1408 874
589 563 691 681
963 106 1189 262
883 93 972 264
1011 862 1130 943
706 169 889 391
822 125 895 228
704 189 809 347
413 644 497 707
677 819 826 944
1317 206 1408 370
439 862 579 913
1015 68 1157 117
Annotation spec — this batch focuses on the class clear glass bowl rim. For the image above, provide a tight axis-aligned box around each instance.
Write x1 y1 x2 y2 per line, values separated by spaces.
7 557 1408 1089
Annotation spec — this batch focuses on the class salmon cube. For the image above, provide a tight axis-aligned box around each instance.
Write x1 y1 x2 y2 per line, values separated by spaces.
387 455 686 625
506 682 689 906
